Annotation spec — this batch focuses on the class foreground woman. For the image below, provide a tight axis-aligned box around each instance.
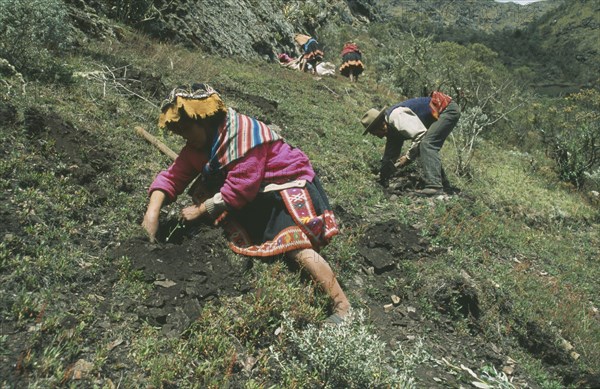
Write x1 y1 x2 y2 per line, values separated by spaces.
142 83 350 324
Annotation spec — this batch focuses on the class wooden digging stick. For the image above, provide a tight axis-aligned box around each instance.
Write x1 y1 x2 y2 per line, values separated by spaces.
136 126 210 203
135 126 178 161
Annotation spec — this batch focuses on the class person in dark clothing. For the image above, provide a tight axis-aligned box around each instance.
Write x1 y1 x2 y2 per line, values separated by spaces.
361 91 461 196
339 41 364 82
294 34 324 74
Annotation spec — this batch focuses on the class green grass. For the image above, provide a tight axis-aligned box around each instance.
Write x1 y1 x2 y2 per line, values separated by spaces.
422 144 600 369
1 26 599 388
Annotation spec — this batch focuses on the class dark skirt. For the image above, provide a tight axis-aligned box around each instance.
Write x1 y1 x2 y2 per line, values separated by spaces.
339 52 364 77
303 41 324 65
220 177 339 257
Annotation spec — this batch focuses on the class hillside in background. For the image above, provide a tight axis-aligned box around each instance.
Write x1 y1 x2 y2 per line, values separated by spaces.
381 0 598 94
1 0 599 387
382 0 561 33
524 0 600 89
63 0 597 93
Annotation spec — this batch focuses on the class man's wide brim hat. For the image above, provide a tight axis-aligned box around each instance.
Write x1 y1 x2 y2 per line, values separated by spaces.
361 107 387 135
158 83 227 129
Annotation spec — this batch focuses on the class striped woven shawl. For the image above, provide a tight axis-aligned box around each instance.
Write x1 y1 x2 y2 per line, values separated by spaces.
205 108 281 174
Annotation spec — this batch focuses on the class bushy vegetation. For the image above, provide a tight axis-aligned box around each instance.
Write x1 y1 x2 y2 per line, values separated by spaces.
0 0 73 82
1 1 598 388
538 89 600 189
102 0 155 24
271 310 425 388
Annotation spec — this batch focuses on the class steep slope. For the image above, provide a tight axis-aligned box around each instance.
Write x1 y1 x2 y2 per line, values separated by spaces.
1 0 599 387
381 0 561 33
67 0 380 61
527 0 600 85
2 33 598 385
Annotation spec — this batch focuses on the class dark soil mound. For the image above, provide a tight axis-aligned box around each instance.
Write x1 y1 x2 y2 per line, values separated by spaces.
113 223 251 336
359 219 431 274
352 220 521 388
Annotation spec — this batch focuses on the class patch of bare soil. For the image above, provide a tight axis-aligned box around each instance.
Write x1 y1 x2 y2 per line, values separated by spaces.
351 219 598 388
23 107 116 189
350 220 512 388
112 222 251 337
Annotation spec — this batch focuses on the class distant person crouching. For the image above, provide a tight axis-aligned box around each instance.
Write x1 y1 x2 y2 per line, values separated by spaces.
294 34 324 75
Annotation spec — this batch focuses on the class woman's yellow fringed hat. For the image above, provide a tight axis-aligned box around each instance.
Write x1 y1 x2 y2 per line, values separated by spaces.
158 83 227 129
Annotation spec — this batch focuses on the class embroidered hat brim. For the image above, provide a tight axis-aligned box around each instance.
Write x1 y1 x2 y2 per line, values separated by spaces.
158 84 227 129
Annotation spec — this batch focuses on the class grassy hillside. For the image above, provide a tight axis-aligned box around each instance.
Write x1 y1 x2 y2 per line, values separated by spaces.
381 0 561 33
528 0 600 86
1 5 599 389
381 0 599 93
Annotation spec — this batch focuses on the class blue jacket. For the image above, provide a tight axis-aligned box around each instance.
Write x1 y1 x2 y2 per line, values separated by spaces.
386 97 436 129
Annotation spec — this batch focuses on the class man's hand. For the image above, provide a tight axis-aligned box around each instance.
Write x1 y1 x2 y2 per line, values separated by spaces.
394 155 411 168
180 203 207 222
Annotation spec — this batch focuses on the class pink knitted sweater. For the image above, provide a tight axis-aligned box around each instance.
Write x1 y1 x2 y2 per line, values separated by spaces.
149 140 315 210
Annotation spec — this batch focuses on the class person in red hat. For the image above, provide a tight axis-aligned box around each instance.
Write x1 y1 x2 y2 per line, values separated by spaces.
339 41 364 82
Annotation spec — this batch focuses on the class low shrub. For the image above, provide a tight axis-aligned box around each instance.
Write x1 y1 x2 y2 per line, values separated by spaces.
539 89 600 189
0 0 73 82
270 310 426 388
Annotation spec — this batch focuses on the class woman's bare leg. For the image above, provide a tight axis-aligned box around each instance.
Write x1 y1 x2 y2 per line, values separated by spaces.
288 248 350 317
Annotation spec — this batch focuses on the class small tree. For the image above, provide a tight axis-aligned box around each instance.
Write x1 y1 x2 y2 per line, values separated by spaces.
449 80 523 177
450 106 488 178
539 89 600 189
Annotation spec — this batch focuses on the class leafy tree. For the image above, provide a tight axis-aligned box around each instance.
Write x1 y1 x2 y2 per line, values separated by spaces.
539 89 600 189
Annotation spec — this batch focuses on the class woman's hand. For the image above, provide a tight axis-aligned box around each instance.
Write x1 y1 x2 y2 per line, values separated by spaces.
142 210 160 243
142 190 166 243
180 203 207 222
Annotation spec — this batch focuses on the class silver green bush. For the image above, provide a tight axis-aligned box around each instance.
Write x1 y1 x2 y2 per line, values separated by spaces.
270 310 426 388
450 105 489 178
0 0 72 80
103 0 154 24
